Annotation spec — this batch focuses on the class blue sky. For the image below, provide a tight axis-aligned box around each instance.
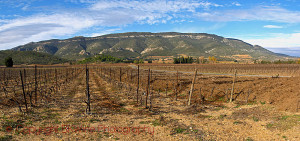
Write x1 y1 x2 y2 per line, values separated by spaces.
1 0 300 56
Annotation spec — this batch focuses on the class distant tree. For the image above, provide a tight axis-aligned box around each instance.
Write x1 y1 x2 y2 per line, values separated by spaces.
196 58 200 64
133 60 139 64
253 59 258 64
4 57 13 67
173 56 193 64
297 59 300 64
139 59 144 64
208 56 217 63
173 58 179 64
260 60 271 64
199 56 205 64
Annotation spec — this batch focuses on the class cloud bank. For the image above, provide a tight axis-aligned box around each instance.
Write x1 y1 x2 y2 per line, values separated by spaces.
0 0 220 49
1 0 300 50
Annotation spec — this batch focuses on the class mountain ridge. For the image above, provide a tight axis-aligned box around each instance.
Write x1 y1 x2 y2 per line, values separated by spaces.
0 50 68 65
12 32 293 61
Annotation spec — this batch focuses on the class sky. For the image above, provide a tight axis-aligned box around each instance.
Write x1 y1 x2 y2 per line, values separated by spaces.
1 0 300 56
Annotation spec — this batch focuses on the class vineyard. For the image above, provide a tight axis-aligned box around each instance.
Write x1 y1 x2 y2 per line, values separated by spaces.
0 64 299 140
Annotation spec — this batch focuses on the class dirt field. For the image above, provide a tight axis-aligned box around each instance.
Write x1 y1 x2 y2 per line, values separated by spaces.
0 64 299 140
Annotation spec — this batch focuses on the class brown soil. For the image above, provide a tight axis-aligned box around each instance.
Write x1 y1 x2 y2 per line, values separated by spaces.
0 64 299 141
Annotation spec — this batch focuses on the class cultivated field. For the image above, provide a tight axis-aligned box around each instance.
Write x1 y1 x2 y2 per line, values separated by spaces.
0 64 299 140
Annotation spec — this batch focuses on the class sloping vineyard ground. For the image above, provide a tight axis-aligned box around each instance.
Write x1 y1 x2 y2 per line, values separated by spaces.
0 64 299 140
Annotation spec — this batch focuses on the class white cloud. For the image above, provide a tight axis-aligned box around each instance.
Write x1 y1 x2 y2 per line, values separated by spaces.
0 13 97 49
263 25 283 28
232 2 241 6
90 28 122 37
90 0 220 12
172 23 226 33
244 33 300 48
2 0 300 51
1 0 220 50
196 6 300 23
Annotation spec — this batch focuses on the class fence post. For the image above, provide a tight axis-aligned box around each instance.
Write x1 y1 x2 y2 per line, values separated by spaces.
86 64 91 114
34 65 38 103
20 71 28 112
149 87 153 111
120 67 122 82
230 70 237 103
145 68 150 108
188 69 197 106
55 68 58 94
136 65 140 103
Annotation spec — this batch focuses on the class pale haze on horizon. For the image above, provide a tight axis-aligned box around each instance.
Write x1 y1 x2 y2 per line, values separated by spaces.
1 0 300 56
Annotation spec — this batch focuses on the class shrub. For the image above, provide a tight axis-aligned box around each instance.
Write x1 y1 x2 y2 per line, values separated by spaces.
4 57 13 67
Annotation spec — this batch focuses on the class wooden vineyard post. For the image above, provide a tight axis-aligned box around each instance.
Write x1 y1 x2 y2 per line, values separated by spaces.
230 70 237 103
297 100 300 112
20 71 28 112
55 68 58 94
199 88 204 104
174 84 177 101
1 69 3 82
246 89 251 103
149 87 153 111
126 70 129 82
130 70 133 82
119 67 122 82
177 71 179 85
136 65 140 103
8 69 11 79
34 65 38 103
113 69 115 80
145 68 150 108
110 68 112 78
210 87 215 99
86 65 91 114
44 69 47 87
176 71 179 100
188 69 197 106
165 86 168 96
225 88 229 101
23 69 26 91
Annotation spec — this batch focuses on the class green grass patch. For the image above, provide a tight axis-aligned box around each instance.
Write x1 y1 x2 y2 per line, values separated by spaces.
89 118 101 123
219 114 227 119
139 121 149 124
281 116 289 120
119 103 126 107
1 119 24 131
179 94 185 97
151 119 162 127
234 105 241 108
247 101 257 105
267 115 300 131
246 137 254 141
218 97 226 102
0 135 13 141
252 116 259 122
266 123 273 128
260 101 266 105
174 127 186 134
26 120 33 125
198 115 212 119
119 107 130 113
233 121 243 125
